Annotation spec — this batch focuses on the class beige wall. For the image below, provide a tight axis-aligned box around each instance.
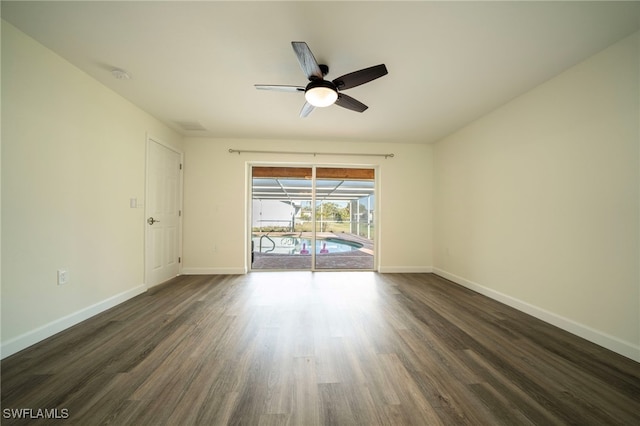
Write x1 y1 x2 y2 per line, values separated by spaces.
433 32 639 360
1 22 183 356
181 138 433 274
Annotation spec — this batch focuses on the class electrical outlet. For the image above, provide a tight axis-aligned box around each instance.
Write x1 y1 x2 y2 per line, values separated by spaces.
57 269 69 285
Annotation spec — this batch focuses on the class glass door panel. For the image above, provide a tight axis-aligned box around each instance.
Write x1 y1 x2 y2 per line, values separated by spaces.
251 167 312 270
314 168 375 270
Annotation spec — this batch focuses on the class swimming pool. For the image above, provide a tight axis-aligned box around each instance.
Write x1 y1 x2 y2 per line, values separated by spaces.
252 235 363 255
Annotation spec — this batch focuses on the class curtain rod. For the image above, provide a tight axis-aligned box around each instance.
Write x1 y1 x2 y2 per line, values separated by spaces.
228 149 394 159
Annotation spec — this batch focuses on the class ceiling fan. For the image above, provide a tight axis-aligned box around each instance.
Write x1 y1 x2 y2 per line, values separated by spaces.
255 41 388 117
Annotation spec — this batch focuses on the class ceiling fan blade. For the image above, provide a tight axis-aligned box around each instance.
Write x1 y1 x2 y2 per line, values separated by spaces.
332 64 388 91
255 84 304 92
334 93 368 113
300 101 315 118
292 42 323 81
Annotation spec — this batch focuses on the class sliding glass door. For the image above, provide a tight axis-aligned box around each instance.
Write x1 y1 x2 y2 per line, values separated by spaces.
251 167 313 270
251 166 375 271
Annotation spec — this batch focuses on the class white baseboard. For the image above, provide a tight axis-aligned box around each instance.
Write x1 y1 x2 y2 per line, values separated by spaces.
1 284 147 360
181 267 247 275
378 266 433 273
432 268 640 363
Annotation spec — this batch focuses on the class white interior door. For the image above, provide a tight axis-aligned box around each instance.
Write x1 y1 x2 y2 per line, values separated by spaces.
145 138 182 287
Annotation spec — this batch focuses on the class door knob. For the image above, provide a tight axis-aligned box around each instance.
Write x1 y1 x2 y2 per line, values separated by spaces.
147 217 160 225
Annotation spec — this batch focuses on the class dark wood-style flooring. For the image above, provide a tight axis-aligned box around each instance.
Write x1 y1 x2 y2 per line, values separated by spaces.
2 272 639 425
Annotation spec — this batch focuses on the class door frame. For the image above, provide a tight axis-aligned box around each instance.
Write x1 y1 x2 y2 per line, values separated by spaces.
247 162 379 272
144 134 184 287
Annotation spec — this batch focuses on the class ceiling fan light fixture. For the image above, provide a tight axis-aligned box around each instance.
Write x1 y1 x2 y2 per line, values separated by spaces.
304 81 338 107
256 42 387 116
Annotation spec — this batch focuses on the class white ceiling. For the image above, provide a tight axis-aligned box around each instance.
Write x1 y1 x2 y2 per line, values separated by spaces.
3 1 639 145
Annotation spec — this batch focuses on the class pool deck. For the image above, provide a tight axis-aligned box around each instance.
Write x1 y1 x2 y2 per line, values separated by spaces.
251 232 374 270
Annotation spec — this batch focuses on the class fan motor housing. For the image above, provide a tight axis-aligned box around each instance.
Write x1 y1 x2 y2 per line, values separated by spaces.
305 79 337 93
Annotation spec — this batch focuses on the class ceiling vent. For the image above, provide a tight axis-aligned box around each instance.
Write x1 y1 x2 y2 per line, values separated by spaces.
175 121 207 131
111 68 131 80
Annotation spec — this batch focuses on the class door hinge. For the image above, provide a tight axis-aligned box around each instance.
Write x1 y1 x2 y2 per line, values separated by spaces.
179 163 183 170
178 257 181 263
179 210 182 217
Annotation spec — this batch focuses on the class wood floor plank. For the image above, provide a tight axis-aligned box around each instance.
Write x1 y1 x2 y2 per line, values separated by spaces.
460 348 567 425
291 356 320 426
2 272 639 425
468 382 537 425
